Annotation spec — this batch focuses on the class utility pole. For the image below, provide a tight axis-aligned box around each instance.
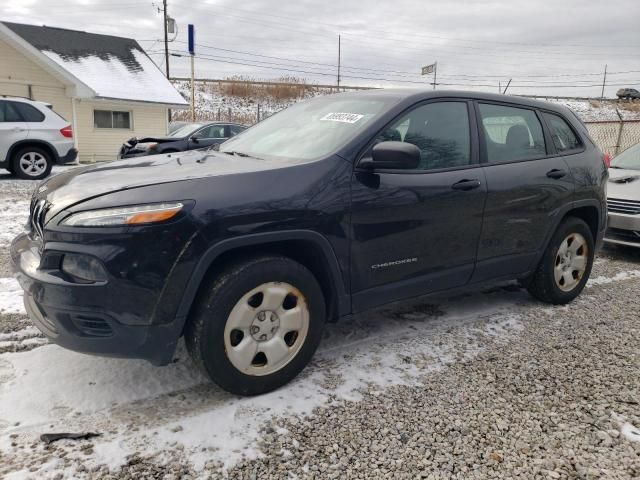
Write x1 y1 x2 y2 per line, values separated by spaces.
337 35 341 91
498 81 501 94
601 64 607 100
162 0 171 122
188 24 195 122
163 0 170 79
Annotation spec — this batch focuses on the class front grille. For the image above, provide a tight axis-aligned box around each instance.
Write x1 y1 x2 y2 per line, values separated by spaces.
608 197 640 215
30 198 48 240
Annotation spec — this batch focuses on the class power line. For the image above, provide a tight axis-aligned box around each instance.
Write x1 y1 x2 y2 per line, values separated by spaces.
168 41 640 82
187 1 638 51
171 51 640 89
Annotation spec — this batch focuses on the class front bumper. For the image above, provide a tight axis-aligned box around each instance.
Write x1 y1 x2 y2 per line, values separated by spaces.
10 232 184 365
604 212 640 247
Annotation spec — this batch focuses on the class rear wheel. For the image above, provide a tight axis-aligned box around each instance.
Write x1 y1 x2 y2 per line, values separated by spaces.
185 255 326 395
527 217 594 304
12 147 52 180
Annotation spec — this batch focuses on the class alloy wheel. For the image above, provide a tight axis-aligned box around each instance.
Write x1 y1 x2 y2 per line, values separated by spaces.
19 152 48 177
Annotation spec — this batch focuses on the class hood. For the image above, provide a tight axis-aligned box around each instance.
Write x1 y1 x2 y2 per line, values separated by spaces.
607 167 640 201
36 149 303 220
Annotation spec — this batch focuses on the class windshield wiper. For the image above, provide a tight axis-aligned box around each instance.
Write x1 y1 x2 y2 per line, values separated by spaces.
223 151 262 160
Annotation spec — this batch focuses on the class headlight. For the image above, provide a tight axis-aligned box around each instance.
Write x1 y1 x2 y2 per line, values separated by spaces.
136 142 158 151
61 202 184 227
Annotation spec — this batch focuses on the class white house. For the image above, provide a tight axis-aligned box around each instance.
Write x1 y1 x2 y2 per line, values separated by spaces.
0 22 188 163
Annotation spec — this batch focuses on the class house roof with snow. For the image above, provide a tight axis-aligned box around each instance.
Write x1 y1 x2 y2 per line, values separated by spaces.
0 22 187 107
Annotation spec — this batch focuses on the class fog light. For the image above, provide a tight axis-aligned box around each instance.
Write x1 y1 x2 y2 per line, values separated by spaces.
61 254 107 283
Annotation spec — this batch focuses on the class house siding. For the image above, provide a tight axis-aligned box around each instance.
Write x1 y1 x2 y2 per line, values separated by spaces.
74 99 168 163
0 38 73 121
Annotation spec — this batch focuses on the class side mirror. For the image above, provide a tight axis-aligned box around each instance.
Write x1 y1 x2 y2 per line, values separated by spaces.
189 135 200 143
362 141 421 170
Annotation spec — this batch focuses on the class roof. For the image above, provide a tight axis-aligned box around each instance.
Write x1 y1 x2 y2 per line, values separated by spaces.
1 22 187 107
340 88 574 113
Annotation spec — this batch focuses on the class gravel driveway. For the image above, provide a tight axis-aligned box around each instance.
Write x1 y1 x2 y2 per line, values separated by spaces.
0 170 639 479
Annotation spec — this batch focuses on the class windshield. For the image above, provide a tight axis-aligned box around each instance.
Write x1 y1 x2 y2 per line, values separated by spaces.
219 95 396 161
611 143 640 170
169 123 203 138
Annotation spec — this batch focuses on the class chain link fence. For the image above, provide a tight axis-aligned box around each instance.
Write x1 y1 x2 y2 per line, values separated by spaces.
205 105 278 125
584 120 640 156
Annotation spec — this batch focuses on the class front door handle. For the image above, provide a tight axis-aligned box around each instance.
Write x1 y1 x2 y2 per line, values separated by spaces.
451 179 481 191
546 169 567 179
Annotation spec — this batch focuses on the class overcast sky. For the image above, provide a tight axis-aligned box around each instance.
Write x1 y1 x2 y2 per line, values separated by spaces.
2 0 639 97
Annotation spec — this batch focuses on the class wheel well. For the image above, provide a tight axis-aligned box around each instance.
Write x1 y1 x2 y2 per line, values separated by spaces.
9 141 56 164
564 206 599 241
191 240 341 324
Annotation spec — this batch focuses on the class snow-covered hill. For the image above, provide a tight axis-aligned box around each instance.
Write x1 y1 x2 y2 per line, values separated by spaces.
172 80 640 125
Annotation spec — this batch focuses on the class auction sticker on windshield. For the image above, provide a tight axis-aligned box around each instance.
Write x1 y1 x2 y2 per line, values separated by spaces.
320 112 365 124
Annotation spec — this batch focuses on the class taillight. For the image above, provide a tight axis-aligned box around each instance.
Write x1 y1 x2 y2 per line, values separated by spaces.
603 152 611 169
60 125 73 138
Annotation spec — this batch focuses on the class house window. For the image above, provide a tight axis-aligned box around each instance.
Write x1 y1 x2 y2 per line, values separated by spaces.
94 110 131 129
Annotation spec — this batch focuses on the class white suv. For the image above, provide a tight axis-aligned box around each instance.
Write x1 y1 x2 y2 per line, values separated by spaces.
0 97 77 180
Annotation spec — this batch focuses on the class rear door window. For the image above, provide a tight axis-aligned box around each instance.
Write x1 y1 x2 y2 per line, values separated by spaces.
478 103 546 163
542 112 582 153
12 102 45 122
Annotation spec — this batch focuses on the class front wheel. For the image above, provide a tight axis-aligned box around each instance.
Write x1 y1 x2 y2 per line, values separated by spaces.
527 217 594 304
185 256 326 395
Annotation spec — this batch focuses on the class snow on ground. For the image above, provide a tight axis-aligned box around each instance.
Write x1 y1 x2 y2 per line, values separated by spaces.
0 197 29 248
547 99 640 121
0 278 24 315
0 287 528 476
587 269 640 286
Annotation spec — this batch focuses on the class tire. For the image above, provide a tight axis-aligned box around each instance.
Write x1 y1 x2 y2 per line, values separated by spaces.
12 146 52 180
527 217 594 305
185 255 326 396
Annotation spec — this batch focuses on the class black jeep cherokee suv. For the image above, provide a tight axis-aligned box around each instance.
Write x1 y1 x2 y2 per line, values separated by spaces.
11 90 607 395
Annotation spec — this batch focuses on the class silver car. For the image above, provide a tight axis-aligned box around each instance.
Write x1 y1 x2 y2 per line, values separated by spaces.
0 96 77 180
605 143 640 247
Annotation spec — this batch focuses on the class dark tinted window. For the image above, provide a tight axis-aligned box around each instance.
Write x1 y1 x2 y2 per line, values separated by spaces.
13 102 45 122
230 125 245 136
94 110 131 129
376 101 471 170
542 112 581 152
0 101 23 122
479 103 546 163
198 124 226 138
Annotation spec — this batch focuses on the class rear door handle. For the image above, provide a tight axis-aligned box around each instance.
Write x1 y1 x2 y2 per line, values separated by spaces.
451 179 481 191
546 169 567 179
